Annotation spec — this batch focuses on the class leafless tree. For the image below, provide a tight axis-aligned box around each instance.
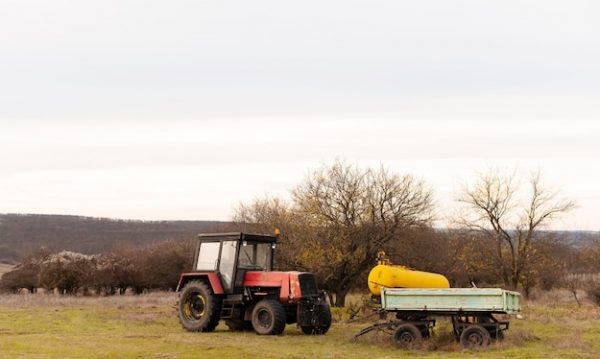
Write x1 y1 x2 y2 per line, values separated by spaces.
233 161 433 307
455 170 575 292
233 197 307 271
293 161 434 306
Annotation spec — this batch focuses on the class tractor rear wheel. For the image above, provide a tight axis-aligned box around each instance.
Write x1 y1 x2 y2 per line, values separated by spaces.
251 299 286 335
178 280 221 332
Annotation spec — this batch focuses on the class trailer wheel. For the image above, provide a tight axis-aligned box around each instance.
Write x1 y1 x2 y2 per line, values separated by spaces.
460 324 491 348
178 280 221 332
393 323 422 348
251 299 286 335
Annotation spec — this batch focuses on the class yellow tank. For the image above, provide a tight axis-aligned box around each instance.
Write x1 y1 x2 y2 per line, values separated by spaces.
368 264 450 295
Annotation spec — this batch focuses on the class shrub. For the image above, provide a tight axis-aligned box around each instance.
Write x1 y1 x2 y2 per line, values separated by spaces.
586 281 600 306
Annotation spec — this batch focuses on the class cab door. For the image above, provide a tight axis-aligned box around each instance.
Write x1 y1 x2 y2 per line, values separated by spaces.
218 240 238 293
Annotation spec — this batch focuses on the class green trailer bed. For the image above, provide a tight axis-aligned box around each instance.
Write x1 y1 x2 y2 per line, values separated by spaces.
381 287 521 314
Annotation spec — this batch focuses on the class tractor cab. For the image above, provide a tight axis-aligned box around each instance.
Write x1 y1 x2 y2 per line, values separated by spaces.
192 233 277 294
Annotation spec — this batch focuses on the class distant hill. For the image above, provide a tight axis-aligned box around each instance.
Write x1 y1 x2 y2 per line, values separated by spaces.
535 230 600 248
0 213 234 263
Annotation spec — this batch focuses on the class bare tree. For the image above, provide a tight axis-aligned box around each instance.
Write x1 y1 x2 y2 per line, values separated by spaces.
456 170 575 292
233 197 306 271
292 161 434 306
234 197 293 237
234 161 434 307
293 161 432 306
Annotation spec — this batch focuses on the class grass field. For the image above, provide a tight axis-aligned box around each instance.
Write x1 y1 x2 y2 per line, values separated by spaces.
0 291 599 358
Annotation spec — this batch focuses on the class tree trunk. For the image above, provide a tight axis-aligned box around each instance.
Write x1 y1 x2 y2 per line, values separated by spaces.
334 288 349 307
327 292 335 307
509 275 519 291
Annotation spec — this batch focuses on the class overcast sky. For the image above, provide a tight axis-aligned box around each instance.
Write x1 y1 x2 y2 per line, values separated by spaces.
1 1 599 230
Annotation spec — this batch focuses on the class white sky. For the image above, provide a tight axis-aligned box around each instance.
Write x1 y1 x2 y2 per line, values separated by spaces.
1 1 599 230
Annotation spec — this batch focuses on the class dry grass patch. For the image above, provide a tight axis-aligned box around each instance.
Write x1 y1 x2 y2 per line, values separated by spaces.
548 330 594 351
0 291 177 308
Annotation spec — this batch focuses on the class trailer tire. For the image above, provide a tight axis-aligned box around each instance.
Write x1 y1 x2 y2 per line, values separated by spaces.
178 280 221 332
251 299 286 335
393 323 422 348
460 324 491 348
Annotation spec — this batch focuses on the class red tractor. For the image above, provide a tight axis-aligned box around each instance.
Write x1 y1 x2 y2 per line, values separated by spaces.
176 232 331 335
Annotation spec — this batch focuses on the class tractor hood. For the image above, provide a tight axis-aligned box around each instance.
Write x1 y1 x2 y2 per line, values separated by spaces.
244 271 320 301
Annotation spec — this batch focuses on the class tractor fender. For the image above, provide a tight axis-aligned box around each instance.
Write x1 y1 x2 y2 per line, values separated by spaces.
176 272 224 294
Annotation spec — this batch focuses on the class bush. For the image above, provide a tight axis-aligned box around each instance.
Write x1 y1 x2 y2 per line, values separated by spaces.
37 252 96 294
0 249 52 293
1 240 193 296
586 282 600 306
0 263 40 293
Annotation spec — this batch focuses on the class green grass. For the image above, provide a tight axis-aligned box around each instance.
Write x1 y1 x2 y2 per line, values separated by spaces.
1 292 599 358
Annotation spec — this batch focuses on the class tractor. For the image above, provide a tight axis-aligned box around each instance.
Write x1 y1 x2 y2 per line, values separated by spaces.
176 232 331 335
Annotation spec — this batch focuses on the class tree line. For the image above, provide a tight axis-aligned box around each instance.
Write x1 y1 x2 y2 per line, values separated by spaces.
0 241 194 295
3 225 598 303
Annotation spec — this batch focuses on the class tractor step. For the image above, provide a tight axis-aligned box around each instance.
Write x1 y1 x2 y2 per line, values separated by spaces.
220 295 244 319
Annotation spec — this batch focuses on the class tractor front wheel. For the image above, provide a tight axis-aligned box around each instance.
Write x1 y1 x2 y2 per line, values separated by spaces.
300 305 332 335
251 299 286 335
177 280 221 332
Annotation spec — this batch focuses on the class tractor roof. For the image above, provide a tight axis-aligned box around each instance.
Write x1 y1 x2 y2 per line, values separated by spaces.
197 232 279 243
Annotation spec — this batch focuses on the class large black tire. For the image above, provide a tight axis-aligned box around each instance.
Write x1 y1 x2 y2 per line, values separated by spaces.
393 323 423 349
177 280 221 332
300 305 332 335
251 299 286 335
460 324 491 348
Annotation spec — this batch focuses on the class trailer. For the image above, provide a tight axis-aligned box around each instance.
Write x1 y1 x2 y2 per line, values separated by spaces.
355 287 521 348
